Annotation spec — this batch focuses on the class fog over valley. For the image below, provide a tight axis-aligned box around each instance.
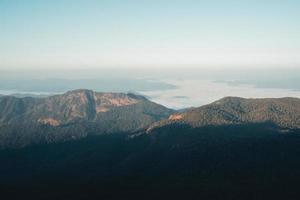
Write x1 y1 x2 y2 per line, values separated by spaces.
0 68 299 109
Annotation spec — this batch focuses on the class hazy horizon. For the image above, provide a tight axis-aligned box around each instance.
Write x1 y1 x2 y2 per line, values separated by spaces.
0 68 299 109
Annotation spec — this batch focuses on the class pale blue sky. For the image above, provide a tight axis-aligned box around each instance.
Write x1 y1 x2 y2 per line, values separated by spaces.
0 0 299 69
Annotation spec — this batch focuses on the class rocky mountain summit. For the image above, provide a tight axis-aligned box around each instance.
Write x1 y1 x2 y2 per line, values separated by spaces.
0 89 173 148
0 89 146 125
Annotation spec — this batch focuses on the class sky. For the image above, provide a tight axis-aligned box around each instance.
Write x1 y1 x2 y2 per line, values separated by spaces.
0 0 300 70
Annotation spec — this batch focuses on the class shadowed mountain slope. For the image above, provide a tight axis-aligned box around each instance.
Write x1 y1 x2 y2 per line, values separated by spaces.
0 123 300 200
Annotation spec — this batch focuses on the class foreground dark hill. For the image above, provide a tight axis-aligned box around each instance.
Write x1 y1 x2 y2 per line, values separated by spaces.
0 123 300 200
0 89 173 148
148 97 300 132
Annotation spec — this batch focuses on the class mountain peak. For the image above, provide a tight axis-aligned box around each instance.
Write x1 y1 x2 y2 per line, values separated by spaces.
0 90 151 126
148 97 300 132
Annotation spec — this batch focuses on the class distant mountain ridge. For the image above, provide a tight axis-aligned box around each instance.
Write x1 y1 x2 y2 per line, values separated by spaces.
1 90 300 148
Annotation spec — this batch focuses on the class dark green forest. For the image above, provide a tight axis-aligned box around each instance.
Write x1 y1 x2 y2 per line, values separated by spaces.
1 123 300 200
